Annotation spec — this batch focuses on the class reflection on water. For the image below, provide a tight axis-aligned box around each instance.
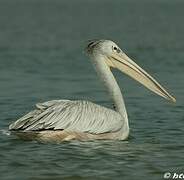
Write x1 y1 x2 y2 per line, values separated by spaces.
0 0 184 179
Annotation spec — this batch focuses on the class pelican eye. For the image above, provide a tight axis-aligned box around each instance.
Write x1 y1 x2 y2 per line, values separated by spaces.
113 46 120 53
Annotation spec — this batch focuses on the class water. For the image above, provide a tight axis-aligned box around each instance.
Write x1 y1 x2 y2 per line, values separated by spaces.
0 0 184 179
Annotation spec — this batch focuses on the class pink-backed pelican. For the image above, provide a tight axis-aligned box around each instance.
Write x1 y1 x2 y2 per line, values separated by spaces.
9 39 176 142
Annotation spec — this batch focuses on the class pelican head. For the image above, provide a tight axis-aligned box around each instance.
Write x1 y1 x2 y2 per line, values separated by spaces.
86 39 176 103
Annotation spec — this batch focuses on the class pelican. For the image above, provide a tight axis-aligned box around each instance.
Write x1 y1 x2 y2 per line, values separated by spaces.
9 39 176 142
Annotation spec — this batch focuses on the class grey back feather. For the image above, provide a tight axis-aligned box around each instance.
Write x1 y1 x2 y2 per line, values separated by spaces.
9 100 123 134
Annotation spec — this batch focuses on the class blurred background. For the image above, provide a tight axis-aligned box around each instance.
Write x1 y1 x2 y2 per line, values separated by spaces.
0 0 183 180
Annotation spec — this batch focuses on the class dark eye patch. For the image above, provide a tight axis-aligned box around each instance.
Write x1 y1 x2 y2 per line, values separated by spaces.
113 46 120 53
116 49 121 53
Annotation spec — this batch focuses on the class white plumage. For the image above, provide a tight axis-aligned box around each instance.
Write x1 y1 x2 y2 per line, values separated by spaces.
9 39 175 142
9 100 123 134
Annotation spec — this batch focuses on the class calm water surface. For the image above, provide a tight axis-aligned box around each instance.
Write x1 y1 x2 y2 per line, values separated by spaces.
0 0 184 179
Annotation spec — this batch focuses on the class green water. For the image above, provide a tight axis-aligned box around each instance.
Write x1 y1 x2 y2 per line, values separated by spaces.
0 0 183 179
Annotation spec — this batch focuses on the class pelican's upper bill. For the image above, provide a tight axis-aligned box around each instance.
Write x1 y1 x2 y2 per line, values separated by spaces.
86 39 176 103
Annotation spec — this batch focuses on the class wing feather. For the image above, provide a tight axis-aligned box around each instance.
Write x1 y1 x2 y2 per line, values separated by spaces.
9 100 123 134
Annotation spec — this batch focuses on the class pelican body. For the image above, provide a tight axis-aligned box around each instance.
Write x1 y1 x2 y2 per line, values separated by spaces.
9 40 176 142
